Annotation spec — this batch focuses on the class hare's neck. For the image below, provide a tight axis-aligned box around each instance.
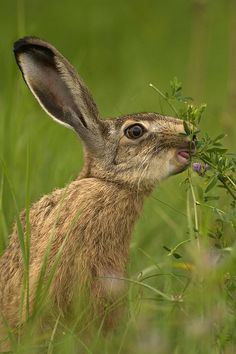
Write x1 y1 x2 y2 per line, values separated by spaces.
73 178 147 275
78 153 155 196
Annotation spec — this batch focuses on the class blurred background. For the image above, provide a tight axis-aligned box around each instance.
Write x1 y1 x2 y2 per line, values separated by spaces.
0 1 236 353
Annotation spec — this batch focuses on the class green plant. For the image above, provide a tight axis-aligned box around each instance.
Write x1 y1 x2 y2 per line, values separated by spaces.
150 78 235 237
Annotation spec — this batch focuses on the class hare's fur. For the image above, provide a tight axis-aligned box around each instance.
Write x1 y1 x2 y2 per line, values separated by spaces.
0 177 144 326
0 37 194 348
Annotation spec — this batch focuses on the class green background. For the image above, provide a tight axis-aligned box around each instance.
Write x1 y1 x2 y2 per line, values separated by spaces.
0 1 236 353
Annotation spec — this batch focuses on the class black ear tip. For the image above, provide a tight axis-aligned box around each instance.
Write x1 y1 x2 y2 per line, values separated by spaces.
13 36 56 66
14 36 39 53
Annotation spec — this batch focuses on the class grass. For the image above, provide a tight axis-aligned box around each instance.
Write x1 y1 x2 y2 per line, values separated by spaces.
0 0 236 353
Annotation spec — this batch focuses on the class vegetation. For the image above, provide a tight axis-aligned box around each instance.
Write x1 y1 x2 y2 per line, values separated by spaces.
0 1 236 353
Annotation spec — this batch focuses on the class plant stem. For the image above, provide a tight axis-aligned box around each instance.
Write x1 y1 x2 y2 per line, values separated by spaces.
218 176 236 200
188 172 200 249
149 83 180 117
226 175 236 189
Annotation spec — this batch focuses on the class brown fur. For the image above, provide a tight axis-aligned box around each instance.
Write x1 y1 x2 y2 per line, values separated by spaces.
0 37 195 349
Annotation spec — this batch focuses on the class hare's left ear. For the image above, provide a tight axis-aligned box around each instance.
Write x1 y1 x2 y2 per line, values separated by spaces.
14 36 105 155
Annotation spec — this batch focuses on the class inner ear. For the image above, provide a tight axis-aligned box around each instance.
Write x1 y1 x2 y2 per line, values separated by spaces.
18 45 87 130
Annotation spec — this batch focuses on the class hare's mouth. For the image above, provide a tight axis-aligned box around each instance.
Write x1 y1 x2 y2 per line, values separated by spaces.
177 146 196 164
177 151 191 164
176 140 196 165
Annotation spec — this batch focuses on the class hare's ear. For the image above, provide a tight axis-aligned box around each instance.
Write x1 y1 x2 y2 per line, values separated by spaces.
14 36 105 155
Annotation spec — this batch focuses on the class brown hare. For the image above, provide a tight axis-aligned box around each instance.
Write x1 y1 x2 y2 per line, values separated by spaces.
0 37 195 348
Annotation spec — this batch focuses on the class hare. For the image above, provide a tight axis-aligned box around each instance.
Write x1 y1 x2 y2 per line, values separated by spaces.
0 37 195 346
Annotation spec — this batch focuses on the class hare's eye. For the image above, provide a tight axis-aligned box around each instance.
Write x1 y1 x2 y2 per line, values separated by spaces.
125 124 145 139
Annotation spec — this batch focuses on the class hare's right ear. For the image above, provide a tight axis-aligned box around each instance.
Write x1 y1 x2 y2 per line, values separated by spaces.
14 37 105 155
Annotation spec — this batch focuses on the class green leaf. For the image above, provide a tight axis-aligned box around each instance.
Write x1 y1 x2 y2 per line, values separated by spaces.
163 246 171 252
213 133 226 142
173 252 182 259
183 120 191 135
205 175 218 193
206 148 228 153
204 195 220 202
213 142 223 147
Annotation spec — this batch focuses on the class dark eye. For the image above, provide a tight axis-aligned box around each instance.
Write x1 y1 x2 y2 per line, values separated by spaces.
124 124 145 139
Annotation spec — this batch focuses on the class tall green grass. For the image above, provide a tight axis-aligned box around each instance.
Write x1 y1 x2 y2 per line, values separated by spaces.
0 0 236 353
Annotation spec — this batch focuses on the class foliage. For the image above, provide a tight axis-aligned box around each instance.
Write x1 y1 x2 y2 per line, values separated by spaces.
151 77 236 244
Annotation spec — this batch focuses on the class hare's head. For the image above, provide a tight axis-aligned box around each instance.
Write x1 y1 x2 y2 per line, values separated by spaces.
14 37 196 191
